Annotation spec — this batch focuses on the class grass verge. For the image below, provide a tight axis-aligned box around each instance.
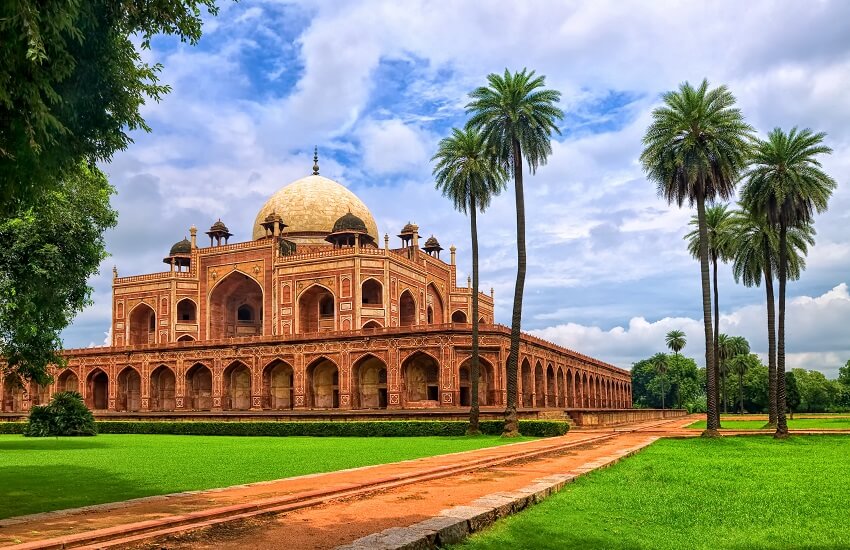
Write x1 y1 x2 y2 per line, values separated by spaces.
687 418 850 430
0 433 530 519
453 435 850 550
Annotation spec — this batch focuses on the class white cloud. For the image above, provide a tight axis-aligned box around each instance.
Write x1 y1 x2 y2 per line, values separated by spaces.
357 119 432 175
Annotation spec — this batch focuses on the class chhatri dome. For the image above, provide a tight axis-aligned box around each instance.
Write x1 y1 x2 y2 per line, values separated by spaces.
251 149 379 244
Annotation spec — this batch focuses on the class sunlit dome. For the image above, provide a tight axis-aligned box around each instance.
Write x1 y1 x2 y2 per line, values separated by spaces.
252 174 379 244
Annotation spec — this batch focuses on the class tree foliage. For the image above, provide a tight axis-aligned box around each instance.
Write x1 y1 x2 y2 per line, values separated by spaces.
632 353 701 411
24 391 96 437
1 164 116 383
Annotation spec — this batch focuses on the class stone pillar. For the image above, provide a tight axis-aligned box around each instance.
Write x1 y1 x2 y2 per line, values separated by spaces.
450 245 456 266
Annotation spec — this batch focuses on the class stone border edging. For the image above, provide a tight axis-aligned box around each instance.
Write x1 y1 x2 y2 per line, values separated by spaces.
337 437 660 550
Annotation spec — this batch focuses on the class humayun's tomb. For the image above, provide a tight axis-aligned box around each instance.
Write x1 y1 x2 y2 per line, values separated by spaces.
1 156 631 415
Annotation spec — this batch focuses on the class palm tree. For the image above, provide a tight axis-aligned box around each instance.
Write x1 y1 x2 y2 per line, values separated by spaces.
729 353 754 415
433 127 508 434
729 207 814 427
685 204 734 384
718 335 750 414
466 68 563 437
640 79 753 436
665 330 686 355
741 127 836 437
651 352 669 410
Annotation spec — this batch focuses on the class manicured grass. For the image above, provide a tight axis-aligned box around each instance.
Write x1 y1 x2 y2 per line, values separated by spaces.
687 418 850 430
0 434 529 519
453 436 850 550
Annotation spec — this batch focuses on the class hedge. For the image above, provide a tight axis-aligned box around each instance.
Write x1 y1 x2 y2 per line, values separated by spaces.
0 420 568 438
96 420 569 438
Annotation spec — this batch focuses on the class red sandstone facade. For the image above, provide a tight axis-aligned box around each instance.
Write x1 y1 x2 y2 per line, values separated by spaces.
1 170 632 413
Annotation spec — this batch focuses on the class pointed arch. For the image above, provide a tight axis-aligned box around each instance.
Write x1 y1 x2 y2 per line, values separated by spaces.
520 358 533 408
186 363 213 410
361 278 383 306
150 365 176 411
128 302 156 345
362 320 382 330
351 354 388 409
306 356 339 408
298 283 335 334
208 271 264 339
534 361 545 408
117 366 141 412
176 298 197 322
223 361 252 410
399 290 416 327
451 310 467 323
57 369 79 393
426 283 444 324
263 359 293 410
458 356 496 407
177 334 195 342
86 368 109 410
401 351 440 403
546 363 556 408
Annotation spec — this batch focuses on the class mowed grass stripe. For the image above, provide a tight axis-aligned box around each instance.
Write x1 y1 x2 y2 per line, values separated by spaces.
687 418 850 430
453 436 850 550
0 434 529 519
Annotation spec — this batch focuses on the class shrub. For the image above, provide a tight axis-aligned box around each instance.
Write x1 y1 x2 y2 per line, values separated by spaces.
24 391 97 437
95 420 569 438
0 422 26 434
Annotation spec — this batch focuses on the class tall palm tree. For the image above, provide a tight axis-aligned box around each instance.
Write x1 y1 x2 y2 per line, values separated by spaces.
729 207 814 427
652 352 669 410
432 127 508 434
665 330 686 355
640 79 753 436
466 68 563 437
729 353 754 415
741 127 836 437
685 203 734 385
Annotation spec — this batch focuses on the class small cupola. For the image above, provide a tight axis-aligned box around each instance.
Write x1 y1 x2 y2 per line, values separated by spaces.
326 211 375 248
422 235 443 258
260 210 287 238
163 237 192 272
206 219 232 246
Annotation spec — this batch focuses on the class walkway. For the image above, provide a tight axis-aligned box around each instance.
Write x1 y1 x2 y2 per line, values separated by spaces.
0 416 695 549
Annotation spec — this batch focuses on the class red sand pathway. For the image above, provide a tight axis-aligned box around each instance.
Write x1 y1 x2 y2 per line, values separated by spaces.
0 416 699 549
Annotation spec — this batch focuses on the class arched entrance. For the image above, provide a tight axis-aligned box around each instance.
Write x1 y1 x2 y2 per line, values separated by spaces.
117 367 141 411
451 310 467 323
402 352 439 404
546 364 556 408
57 370 79 393
299 285 335 333
361 279 382 306
399 290 416 326
306 358 339 408
534 362 545 407
223 362 252 410
263 360 294 410
150 366 176 411
128 303 156 345
458 357 496 406
87 369 109 410
426 283 443 324
209 272 263 339
2 378 25 412
352 355 387 409
176 298 197 322
186 363 213 410
521 359 532 408
558 368 566 407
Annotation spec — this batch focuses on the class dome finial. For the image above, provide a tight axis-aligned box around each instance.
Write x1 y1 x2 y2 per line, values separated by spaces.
312 146 319 175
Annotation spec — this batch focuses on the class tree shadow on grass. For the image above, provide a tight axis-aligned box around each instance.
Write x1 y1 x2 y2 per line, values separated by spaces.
0 465 158 520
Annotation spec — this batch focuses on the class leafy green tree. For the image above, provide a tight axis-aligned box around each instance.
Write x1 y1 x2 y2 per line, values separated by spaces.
466 69 562 437
1 164 116 383
743 363 769 413
1 0 219 213
785 371 801 419
741 128 836 437
729 353 760 414
686 204 734 388
640 79 753 435
838 360 850 388
729 206 814 427
0 0 218 382
433 127 507 434
792 368 836 413
632 353 700 410
651 353 669 409
717 334 750 413
665 330 686 355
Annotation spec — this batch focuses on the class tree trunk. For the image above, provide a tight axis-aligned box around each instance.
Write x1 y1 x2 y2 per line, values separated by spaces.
775 222 789 438
713 255 724 422
503 139 525 437
763 244 778 428
697 195 719 436
468 195 481 435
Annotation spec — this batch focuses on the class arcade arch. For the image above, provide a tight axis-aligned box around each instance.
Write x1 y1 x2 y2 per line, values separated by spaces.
87 369 109 410
117 367 141 411
150 365 176 411
299 285 335 333
209 272 263 339
458 357 496 406
402 352 439 403
263 360 294 410
223 361 252 410
306 357 339 408
128 303 156 345
351 355 388 409
399 290 416 327
186 363 213 410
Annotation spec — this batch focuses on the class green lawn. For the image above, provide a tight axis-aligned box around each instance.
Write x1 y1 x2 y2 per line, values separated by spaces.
0 434 528 519
453 436 850 550
687 418 850 430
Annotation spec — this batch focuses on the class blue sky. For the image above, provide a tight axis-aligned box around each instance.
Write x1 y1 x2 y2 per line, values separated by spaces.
64 0 850 376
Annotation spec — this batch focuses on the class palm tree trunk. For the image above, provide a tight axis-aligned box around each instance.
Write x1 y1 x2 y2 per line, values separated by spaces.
763 243 777 428
713 255 724 420
503 139 525 437
468 195 481 435
697 194 719 435
775 222 789 437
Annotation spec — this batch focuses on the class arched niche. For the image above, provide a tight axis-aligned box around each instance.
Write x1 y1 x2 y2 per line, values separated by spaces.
306 357 339 408
351 355 387 409
451 310 467 323
299 285 335 333
87 369 109 410
520 359 533 408
402 352 439 403
117 367 141 412
263 360 294 410
399 290 416 327
362 279 382 306
426 284 443 324
186 363 212 410
128 303 156 345
57 370 79 393
150 365 176 411
223 361 252 410
458 357 496 407
176 298 197 322
209 272 263 339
